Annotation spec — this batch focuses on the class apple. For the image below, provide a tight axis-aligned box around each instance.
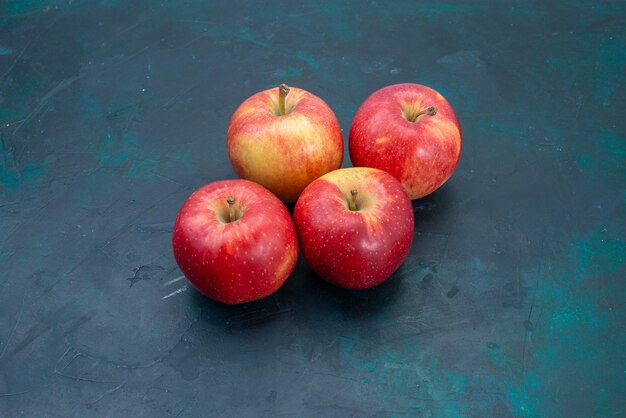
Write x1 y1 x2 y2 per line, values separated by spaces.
227 84 343 203
293 167 414 289
349 83 462 199
172 179 298 304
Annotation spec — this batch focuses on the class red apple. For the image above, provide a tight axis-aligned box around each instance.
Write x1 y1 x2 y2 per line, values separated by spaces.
172 179 298 304
227 84 343 203
293 167 414 289
349 83 462 199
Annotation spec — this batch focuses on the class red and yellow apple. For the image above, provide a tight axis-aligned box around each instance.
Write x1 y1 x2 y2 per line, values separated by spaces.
172 179 298 304
293 167 413 289
349 83 462 199
227 84 343 203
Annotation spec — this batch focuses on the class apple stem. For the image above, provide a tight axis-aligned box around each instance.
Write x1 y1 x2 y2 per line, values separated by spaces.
278 84 290 116
408 105 438 122
227 196 236 222
349 189 358 211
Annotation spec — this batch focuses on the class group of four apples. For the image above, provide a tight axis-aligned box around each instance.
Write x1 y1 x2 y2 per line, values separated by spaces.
172 83 462 304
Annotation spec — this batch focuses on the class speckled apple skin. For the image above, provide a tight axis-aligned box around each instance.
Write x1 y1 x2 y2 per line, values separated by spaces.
293 167 414 290
227 86 343 203
349 83 462 200
172 179 298 304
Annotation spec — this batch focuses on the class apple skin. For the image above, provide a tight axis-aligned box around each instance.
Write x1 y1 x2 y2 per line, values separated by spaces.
172 179 298 304
293 167 414 290
349 83 462 199
227 86 343 203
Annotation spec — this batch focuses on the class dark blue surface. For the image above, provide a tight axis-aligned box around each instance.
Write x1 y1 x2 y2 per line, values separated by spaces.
1 1 625 416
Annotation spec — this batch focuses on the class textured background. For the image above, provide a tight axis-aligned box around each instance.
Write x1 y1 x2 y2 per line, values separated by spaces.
1 0 625 416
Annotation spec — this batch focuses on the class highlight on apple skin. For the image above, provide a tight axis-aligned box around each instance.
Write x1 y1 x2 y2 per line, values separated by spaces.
227 84 343 203
349 83 462 200
172 179 298 305
293 167 414 290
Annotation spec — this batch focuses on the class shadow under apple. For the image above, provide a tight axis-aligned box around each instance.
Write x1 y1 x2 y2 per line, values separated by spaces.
412 182 457 231
294 256 405 320
187 281 295 332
